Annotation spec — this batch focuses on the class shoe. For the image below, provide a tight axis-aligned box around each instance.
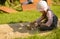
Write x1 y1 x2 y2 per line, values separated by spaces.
21 2 33 5
28 2 33 4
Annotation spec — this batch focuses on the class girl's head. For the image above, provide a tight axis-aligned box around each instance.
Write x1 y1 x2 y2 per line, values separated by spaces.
37 0 49 12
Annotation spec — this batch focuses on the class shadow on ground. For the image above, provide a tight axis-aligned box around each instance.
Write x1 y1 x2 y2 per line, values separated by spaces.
8 22 40 34
8 22 52 34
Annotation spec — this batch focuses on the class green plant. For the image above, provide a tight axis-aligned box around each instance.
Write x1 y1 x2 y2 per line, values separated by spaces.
52 0 60 5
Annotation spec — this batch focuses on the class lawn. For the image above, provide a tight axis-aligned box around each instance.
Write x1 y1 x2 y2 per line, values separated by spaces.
0 5 60 24
0 10 40 24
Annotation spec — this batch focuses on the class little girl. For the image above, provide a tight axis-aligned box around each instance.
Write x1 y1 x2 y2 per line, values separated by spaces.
30 0 58 31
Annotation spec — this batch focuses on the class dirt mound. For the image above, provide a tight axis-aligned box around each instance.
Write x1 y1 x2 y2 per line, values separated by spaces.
22 4 37 11
0 23 52 39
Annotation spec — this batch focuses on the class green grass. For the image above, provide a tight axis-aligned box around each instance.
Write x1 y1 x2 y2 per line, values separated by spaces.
0 10 40 24
0 5 60 24
51 6 60 18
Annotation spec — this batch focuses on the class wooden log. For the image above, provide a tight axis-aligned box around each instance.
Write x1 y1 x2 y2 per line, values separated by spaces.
0 6 18 13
